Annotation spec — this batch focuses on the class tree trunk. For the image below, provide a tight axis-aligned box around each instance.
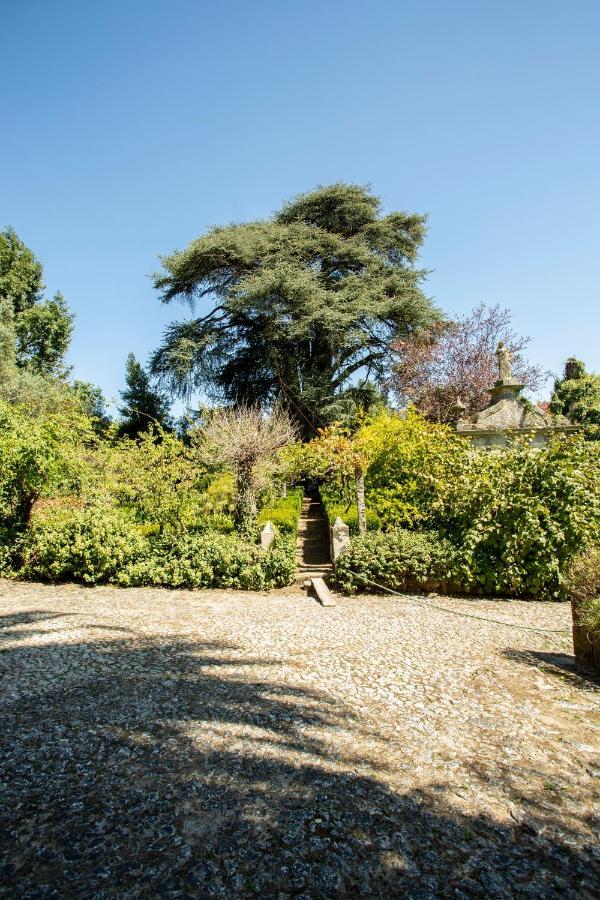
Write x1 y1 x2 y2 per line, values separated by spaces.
235 464 257 537
355 465 367 535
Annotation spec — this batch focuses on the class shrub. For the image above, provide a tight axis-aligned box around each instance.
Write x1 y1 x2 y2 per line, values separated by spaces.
359 409 466 529
0 526 16 576
118 532 295 590
258 487 304 537
103 428 205 533
333 528 456 594
19 506 145 584
0 400 94 529
16 506 296 590
329 428 600 599
567 546 600 632
439 437 600 598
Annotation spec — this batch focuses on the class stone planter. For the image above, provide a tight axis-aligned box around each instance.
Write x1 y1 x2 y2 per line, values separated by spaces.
571 600 600 673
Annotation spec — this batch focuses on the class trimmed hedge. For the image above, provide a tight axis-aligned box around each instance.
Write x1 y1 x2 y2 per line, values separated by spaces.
258 486 304 537
17 506 296 590
333 528 456 594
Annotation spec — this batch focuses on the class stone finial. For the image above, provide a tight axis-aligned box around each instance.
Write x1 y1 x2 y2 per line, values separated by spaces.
452 396 466 423
496 341 513 381
260 521 276 551
331 516 350 562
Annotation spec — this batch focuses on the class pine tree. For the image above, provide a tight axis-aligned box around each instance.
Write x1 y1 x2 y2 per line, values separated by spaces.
118 353 172 439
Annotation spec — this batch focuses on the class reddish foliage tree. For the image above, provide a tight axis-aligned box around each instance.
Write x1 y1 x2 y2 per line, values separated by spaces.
391 303 548 423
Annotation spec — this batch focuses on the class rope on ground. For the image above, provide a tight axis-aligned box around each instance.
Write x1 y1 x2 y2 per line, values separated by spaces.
362 578 572 636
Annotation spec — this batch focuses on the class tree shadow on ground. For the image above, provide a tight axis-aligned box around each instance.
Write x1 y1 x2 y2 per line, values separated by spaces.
1 630 598 898
504 648 600 689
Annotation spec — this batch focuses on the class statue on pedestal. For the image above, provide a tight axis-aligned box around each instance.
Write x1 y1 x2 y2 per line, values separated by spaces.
496 341 512 381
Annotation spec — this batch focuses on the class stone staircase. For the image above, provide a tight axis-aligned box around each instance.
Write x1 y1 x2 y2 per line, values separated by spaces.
296 492 332 583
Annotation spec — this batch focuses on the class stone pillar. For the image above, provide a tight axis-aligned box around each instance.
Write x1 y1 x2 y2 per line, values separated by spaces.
330 516 350 562
260 521 276 551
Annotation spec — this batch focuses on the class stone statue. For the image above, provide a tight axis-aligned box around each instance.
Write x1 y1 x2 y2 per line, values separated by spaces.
496 341 512 381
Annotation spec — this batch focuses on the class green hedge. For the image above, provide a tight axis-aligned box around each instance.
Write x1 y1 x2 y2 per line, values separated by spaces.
328 432 600 600
567 545 600 631
258 486 304 537
118 532 295 590
17 506 296 590
333 529 456 594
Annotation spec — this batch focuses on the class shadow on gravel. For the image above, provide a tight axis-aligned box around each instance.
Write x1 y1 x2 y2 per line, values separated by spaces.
1 631 598 898
0 610 74 630
504 648 600 689
0 610 77 643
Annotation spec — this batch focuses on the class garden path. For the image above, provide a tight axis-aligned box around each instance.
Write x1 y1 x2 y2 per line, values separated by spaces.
1 579 599 897
295 491 332 581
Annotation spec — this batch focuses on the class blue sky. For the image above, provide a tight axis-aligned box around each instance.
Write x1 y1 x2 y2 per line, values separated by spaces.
1 0 598 410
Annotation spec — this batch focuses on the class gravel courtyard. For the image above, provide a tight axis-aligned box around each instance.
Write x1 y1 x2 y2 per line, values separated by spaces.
1 579 599 898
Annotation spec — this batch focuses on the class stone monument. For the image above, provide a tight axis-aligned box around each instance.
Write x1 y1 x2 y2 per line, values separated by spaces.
455 342 577 448
330 516 351 562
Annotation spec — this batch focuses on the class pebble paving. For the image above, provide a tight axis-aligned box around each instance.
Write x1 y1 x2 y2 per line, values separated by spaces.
1 578 599 898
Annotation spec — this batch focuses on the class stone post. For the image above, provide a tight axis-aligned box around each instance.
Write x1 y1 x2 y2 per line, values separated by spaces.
260 521 276 551
330 516 350 562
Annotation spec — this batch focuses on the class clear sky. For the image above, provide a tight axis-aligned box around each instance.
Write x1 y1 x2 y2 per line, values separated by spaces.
1 0 598 410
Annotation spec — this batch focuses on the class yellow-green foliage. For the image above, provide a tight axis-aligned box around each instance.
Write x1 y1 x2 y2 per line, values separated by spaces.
322 409 600 598
258 486 304 536
355 408 465 528
319 487 381 534
101 427 204 532
0 400 95 529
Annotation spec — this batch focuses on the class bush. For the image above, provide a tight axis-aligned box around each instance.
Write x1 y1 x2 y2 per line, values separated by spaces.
438 437 600 598
118 532 295 590
19 506 145 584
16 506 296 590
0 526 16 576
567 546 600 632
258 487 304 537
0 400 94 529
359 409 466 529
327 421 600 599
333 528 456 594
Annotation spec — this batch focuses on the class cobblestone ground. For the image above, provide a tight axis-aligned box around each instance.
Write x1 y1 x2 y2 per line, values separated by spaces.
1 579 599 898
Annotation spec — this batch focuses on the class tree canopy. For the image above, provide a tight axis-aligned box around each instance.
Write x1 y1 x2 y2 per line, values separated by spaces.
0 227 73 375
151 183 439 437
118 353 172 439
